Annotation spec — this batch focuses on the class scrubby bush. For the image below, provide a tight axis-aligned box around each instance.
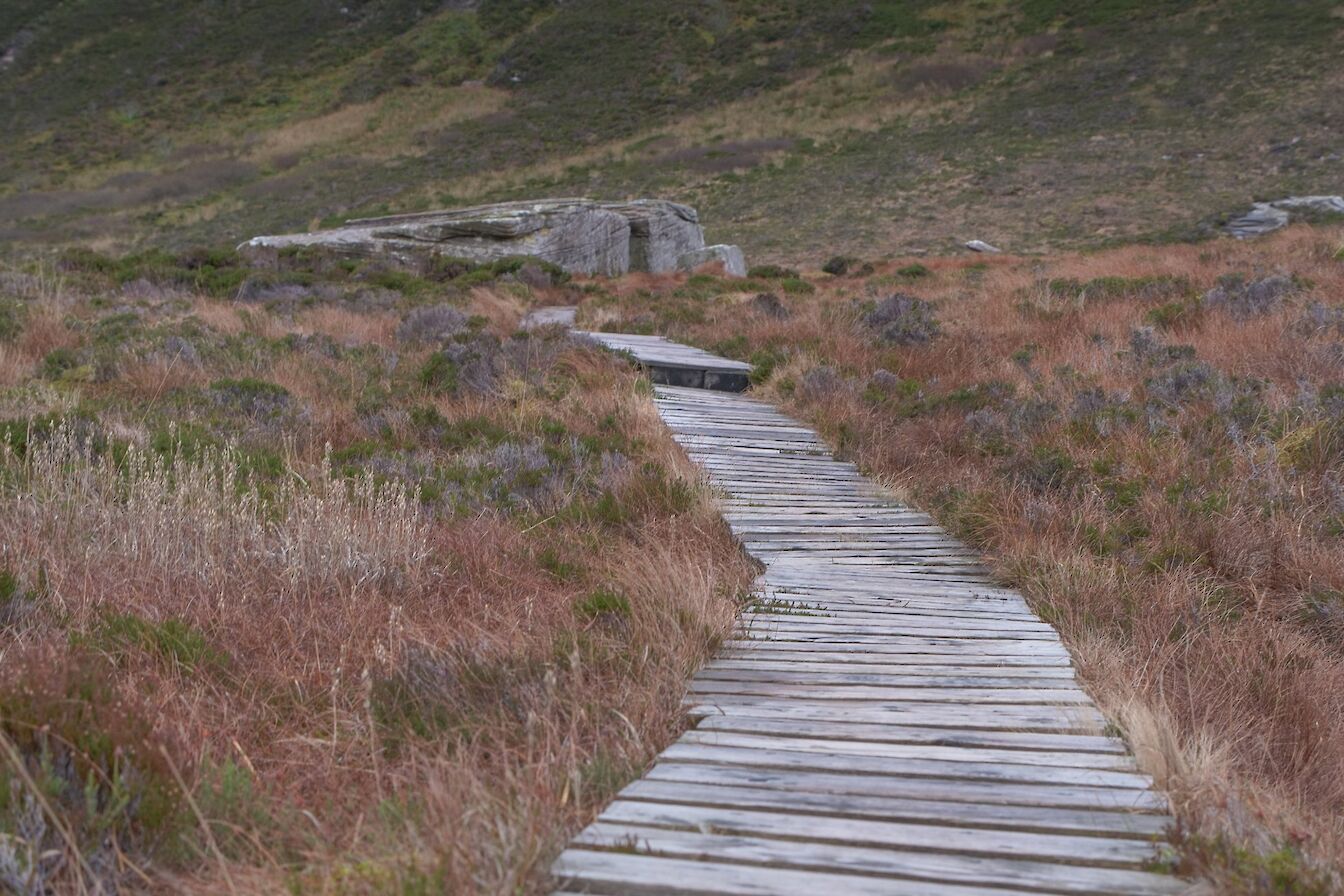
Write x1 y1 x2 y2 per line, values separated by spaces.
797 365 849 404
417 350 461 394
396 304 468 344
864 293 940 344
1202 273 1296 318
747 292 789 319
1294 301 1344 336
822 255 859 276
208 377 294 421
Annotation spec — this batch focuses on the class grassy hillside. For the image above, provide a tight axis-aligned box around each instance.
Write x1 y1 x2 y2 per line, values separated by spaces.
3 0 1342 260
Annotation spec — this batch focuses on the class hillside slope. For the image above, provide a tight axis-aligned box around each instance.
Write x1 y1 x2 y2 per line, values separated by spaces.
2 0 1342 259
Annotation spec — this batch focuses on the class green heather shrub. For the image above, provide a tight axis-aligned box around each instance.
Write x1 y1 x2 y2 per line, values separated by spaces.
82 612 227 675
0 301 23 342
747 264 799 280
748 347 787 385
39 347 93 382
822 255 859 275
1145 300 1200 330
575 587 631 622
418 351 461 394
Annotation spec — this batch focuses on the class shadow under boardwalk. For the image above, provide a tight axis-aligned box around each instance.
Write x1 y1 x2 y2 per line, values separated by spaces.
553 339 1182 895
578 331 752 392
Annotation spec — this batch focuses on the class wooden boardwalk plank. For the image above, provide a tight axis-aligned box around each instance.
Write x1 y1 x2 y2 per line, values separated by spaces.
672 730 1139 772
654 743 1154 790
594 802 1163 866
620 778 1166 836
687 699 1108 732
552 851 1037 896
550 352 1179 894
643 763 1170 813
575 823 1184 894
680 715 1130 755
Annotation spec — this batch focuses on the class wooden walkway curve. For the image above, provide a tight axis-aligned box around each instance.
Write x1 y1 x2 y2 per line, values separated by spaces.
551 335 1181 895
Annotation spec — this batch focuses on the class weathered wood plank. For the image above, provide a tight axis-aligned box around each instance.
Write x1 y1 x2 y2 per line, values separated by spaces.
594 802 1164 866
657 742 1153 789
687 699 1107 732
688 680 1096 704
575 823 1183 894
713 649 1074 667
702 659 1079 680
619 778 1165 836
674 730 1138 772
695 667 1084 690
691 714 1127 755
551 850 1030 896
643 762 1169 813
722 636 1072 655
739 615 1059 636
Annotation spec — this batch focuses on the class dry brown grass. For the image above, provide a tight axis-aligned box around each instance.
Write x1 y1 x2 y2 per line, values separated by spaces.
585 224 1344 893
290 305 399 346
0 345 30 389
0 267 756 893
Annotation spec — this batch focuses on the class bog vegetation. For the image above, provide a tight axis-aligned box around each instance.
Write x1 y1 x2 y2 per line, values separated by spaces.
0 249 756 892
581 224 1344 894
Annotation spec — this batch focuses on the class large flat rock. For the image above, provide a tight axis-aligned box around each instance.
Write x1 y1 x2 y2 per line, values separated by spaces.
239 197 719 277
603 199 704 273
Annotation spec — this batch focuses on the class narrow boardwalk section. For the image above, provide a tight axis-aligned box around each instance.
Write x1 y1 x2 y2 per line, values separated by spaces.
553 346 1180 894
578 331 752 391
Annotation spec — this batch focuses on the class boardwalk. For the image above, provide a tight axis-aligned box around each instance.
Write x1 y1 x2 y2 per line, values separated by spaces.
552 338 1180 895
575 331 753 391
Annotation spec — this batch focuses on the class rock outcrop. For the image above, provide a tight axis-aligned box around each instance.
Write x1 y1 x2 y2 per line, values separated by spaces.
1225 195 1344 238
603 200 704 273
677 244 747 277
238 198 740 278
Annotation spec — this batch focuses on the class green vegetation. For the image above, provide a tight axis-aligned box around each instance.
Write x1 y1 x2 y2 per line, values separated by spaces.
4 1 1341 260
81 612 227 675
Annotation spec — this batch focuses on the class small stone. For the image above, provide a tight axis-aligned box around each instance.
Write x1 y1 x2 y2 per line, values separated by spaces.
677 244 747 277
1225 203 1291 238
1225 195 1344 238
964 240 1002 253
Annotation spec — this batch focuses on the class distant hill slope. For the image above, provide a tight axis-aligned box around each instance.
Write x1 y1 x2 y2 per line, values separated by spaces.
2 0 1341 261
